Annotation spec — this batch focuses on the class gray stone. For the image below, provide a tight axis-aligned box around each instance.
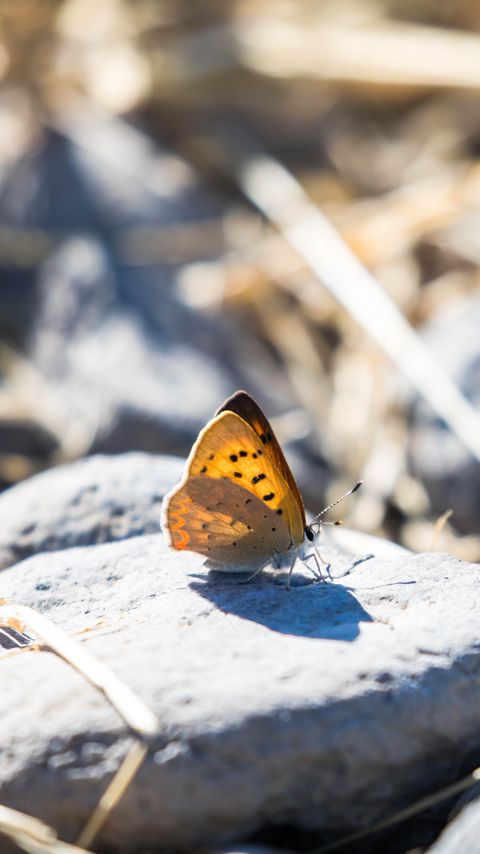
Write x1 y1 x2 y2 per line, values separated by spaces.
0 452 184 571
29 237 235 457
448 779 480 821
428 798 480 853
1 526 480 852
30 237 117 373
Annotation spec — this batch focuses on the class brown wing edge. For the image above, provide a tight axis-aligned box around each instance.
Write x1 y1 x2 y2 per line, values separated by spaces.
216 390 306 527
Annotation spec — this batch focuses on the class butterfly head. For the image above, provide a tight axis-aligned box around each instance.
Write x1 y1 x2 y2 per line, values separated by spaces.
302 521 328 550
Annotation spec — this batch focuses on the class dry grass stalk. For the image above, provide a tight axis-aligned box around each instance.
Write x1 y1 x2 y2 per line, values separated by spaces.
0 604 158 736
147 18 480 93
226 146 480 466
0 603 159 849
432 508 454 549
0 803 91 854
237 18 480 91
76 741 148 850
337 162 480 267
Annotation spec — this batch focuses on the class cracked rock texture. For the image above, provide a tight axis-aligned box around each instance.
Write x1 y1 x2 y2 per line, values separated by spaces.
1 462 480 854
0 452 183 570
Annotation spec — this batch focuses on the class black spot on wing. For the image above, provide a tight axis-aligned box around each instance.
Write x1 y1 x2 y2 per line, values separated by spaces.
252 473 266 484
263 492 275 501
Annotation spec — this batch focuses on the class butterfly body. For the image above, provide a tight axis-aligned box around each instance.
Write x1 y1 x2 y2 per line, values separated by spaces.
162 391 327 582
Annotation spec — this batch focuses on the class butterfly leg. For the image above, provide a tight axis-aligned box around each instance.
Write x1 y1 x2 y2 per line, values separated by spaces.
314 548 332 580
239 556 274 584
271 550 282 570
239 552 283 585
285 556 297 591
303 551 331 582
302 553 324 582
302 553 322 581
238 564 266 584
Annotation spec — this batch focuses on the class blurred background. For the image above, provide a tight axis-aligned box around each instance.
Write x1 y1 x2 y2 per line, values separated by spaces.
1 0 480 560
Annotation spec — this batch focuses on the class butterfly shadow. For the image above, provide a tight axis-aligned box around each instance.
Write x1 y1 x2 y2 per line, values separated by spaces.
189 568 373 640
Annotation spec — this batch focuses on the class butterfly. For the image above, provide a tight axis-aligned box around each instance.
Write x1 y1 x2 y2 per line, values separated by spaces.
162 390 360 587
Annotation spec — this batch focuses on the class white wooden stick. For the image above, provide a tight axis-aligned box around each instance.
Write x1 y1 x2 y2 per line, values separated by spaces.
237 153 480 463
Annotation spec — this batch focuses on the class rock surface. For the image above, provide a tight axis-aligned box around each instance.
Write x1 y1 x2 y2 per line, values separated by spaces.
29 236 237 458
1 512 480 852
428 797 480 853
0 453 183 571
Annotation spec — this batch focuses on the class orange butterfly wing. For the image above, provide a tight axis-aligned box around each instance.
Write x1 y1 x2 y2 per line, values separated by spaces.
162 396 306 565
164 474 293 565
216 391 306 537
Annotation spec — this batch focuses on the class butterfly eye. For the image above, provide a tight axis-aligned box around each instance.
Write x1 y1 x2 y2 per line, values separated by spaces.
305 527 315 542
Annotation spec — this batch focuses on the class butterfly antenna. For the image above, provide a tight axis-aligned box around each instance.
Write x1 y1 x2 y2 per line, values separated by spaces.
311 481 362 527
